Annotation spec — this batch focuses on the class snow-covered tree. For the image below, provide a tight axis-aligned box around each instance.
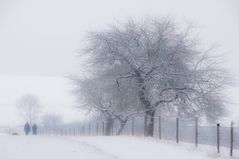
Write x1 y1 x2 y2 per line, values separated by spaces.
72 76 141 135
78 17 231 136
16 94 42 125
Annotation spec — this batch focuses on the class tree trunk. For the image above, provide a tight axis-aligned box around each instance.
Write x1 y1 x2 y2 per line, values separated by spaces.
137 76 155 137
144 110 155 136
105 118 113 136
117 120 127 135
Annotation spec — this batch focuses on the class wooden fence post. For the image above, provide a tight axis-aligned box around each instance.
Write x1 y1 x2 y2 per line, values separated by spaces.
195 117 198 147
80 126 83 136
88 123 91 136
96 123 99 136
132 117 135 136
230 122 234 157
82 125 85 136
217 123 220 153
144 115 147 136
159 116 161 140
176 118 179 143
111 121 114 136
102 122 105 136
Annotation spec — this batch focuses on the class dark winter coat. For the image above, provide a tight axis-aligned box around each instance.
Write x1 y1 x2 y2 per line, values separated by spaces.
32 124 38 135
24 122 30 135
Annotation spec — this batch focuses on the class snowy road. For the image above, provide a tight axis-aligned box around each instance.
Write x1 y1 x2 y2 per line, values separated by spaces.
0 134 116 159
0 134 229 159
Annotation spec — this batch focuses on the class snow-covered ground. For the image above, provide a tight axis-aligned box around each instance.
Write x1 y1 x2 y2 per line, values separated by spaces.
0 134 114 159
71 136 238 159
1 133 237 159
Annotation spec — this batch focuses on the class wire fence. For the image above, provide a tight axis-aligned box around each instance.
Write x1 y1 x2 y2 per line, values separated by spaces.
38 116 239 157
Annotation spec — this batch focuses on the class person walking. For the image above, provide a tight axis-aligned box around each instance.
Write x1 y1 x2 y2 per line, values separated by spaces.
32 123 38 135
24 122 30 135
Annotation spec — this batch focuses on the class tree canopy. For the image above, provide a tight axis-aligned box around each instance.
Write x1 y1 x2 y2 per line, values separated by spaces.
73 17 231 136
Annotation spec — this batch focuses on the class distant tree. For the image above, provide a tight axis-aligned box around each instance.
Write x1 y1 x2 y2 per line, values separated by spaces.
16 94 42 125
42 113 62 129
78 17 231 136
72 76 141 135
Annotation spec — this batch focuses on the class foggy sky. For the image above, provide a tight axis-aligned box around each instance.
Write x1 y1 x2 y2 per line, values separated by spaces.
1 0 238 76
0 0 239 125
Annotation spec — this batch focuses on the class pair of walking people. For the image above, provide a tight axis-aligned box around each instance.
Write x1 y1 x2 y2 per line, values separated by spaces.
24 122 38 135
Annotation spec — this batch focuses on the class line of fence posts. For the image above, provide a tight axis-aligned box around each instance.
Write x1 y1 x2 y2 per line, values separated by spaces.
38 117 236 157
170 118 235 157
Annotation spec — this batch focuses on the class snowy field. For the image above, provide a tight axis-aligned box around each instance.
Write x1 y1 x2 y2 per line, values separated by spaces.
0 133 237 159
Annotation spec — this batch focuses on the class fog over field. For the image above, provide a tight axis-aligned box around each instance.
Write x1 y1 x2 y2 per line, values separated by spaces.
0 75 86 126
